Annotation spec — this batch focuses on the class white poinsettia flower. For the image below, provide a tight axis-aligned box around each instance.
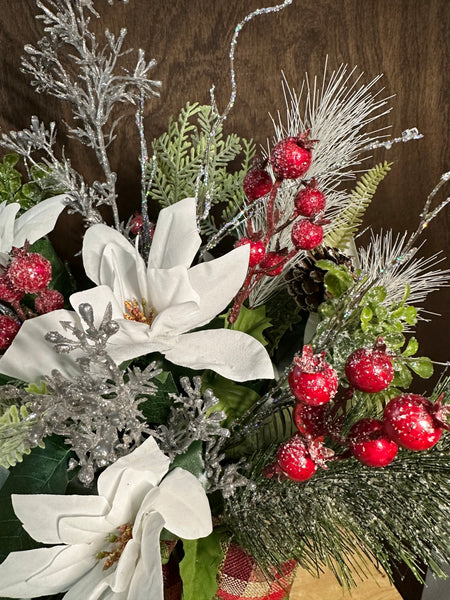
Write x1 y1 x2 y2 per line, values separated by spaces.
0 195 67 265
0 197 274 383
0 437 212 600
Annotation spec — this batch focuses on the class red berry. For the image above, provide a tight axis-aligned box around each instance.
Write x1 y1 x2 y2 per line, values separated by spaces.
243 165 272 202
291 219 323 250
270 135 313 180
289 345 338 406
0 273 24 303
276 434 317 482
35 288 65 314
259 252 286 276
235 238 266 267
348 418 398 467
293 403 329 438
0 315 21 350
294 186 326 217
130 214 143 235
345 346 394 393
8 252 52 293
383 394 443 451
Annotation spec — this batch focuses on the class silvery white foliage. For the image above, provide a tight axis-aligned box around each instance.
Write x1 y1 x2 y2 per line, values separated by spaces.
1 117 104 225
153 377 250 498
15 302 163 485
9 0 160 228
358 231 450 314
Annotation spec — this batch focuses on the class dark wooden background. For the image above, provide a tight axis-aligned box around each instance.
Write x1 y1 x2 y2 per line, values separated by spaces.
0 3 448 595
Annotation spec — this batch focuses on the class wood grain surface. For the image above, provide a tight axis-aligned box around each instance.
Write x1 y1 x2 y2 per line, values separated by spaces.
0 2 448 599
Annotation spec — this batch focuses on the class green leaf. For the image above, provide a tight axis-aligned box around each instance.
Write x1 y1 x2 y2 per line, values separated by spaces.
3 153 19 168
202 372 260 423
0 436 74 562
402 306 418 326
225 305 272 347
403 337 419 357
408 357 434 379
179 529 228 600
364 286 387 306
392 362 413 389
384 332 406 350
323 268 354 298
171 441 204 479
139 370 178 424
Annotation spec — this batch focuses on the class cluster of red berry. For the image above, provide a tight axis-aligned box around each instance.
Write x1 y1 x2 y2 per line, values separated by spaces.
0 244 64 349
266 341 449 483
229 131 327 323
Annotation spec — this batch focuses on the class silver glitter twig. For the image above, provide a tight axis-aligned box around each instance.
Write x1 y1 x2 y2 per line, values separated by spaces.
196 0 294 226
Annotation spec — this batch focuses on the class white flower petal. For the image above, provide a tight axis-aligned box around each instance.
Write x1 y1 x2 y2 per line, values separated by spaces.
147 198 201 269
70 286 126 324
82 224 139 290
0 309 84 383
187 244 250 329
165 329 274 381
97 438 170 522
13 194 67 247
0 201 19 254
0 545 95 597
147 265 200 315
62 562 111 600
104 539 140 593
12 494 110 545
127 512 166 600
146 468 212 540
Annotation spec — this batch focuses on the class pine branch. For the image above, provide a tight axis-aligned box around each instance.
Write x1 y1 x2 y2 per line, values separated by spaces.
324 161 392 249
225 437 450 587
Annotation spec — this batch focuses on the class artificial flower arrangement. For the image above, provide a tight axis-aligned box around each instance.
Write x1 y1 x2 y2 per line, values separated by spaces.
0 1 449 600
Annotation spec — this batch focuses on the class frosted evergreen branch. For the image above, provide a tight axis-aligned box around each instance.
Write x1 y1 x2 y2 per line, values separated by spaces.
21 0 161 229
0 396 39 469
0 116 107 225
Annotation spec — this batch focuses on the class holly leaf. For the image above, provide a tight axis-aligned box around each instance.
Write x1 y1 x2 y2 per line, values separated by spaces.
224 305 271 346
201 371 259 423
179 529 228 600
0 435 74 563
138 370 178 424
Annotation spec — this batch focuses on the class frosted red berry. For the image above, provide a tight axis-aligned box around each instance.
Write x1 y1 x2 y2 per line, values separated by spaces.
293 403 329 438
383 394 443 451
243 165 272 202
0 315 21 350
0 273 24 303
291 219 324 250
289 346 338 406
8 252 52 293
276 434 317 482
259 252 286 276
270 134 314 180
235 238 266 267
35 288 65 314
294 185 326 217
130 214 143 235
345 346 394 393
348 418 398 467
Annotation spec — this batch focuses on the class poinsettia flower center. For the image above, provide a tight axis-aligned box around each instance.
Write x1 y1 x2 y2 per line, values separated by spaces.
96 523 133 570
123 298 154 326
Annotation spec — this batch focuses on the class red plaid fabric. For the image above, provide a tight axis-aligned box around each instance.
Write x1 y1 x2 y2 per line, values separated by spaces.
216 544 297 600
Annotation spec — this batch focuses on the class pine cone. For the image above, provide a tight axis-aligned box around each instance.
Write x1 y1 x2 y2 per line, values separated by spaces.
286 247 354 312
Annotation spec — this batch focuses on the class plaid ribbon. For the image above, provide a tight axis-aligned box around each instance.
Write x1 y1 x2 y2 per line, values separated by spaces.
216 544 297 600
163 541 296 600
